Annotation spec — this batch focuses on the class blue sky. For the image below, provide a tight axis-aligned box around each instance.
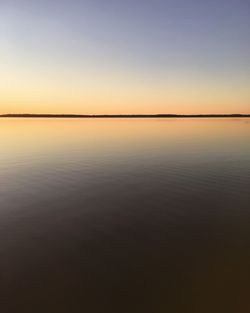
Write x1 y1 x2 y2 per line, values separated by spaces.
1 0 249 113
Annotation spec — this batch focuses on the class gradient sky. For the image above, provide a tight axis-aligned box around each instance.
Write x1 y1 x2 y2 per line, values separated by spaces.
1 0 249 114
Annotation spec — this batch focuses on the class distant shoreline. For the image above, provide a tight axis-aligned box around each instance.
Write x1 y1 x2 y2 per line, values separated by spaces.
0 114 250 118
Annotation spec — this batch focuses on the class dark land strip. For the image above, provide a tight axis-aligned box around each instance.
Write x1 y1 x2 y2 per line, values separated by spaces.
1 114 250 118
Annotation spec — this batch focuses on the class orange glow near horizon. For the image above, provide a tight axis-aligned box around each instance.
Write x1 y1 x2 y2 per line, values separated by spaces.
1 72 250 115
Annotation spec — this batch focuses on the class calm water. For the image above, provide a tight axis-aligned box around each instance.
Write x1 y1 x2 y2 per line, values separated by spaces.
0 118 250 313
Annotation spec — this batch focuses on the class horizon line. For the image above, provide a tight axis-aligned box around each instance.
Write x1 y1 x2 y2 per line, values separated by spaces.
1 113 250 118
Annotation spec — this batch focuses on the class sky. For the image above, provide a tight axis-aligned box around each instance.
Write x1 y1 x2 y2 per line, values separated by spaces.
0 0 249 114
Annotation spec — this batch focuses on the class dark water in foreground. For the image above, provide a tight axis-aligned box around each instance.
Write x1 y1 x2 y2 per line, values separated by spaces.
0 118 250 313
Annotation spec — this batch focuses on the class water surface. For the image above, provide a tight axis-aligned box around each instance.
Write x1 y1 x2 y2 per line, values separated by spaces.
0 118 250 313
